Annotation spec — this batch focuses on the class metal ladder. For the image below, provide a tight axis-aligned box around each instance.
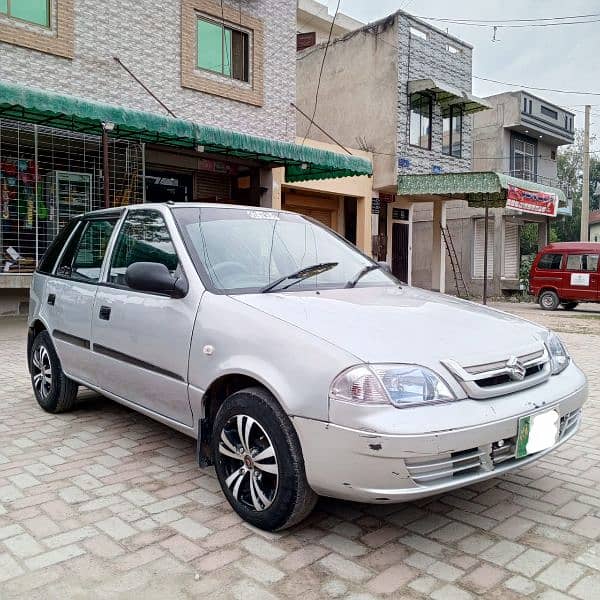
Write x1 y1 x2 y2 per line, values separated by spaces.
441 225 470 299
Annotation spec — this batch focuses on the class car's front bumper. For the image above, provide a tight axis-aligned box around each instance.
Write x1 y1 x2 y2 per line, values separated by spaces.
293 372 587 503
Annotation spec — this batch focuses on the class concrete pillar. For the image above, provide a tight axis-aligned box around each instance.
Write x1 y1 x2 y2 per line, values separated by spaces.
432 201 447 293
537 219 549 250
356 195 372 255
260 167 283 209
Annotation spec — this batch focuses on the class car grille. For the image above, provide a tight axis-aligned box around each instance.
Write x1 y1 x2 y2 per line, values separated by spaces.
442 347 551 399
404 409 581 486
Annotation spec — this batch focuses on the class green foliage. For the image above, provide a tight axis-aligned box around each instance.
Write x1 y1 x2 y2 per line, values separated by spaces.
552 129 600 242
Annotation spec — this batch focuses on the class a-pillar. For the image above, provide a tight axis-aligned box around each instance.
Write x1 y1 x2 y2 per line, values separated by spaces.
260 167 284 209
431 200 447 293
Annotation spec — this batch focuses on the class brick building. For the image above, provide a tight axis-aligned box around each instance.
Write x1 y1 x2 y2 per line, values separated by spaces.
0 0 370 314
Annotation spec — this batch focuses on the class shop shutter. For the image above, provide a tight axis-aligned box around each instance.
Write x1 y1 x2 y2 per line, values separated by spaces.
194 172 231 202
473 218 494 278
502 221 520 279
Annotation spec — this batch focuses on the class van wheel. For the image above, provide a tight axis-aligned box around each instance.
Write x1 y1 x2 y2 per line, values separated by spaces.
212 386 317 531
30 331 78 413
539 290 559 311
562 302 578 311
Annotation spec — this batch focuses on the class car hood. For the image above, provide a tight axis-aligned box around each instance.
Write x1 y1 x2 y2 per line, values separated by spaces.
234 286 547 367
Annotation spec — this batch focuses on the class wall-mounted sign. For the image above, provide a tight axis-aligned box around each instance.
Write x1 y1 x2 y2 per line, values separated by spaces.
198 159 238 175
432 165 443 174
506 184 558 217
398 158 411 169
392 208 410 221
571 273 590 287
380 193 396 203
371 198 380 214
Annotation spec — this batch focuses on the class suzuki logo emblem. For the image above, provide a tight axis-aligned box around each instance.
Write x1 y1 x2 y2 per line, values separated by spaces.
506 356 526 381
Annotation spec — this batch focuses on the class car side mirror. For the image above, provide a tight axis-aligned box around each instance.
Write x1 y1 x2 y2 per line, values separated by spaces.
125 262 187 298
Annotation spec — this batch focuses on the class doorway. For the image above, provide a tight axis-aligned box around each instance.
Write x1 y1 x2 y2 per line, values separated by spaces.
392 222 410 283
145 171 194 203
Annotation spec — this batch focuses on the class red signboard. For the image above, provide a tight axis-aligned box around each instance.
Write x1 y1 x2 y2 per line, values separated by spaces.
506 184 558 217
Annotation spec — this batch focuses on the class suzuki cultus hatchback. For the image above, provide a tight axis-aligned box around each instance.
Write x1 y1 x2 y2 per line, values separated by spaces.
530 242 600 311
28 204 587 530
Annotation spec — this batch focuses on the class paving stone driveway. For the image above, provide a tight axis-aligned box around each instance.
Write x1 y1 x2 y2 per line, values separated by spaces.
1 305 600 599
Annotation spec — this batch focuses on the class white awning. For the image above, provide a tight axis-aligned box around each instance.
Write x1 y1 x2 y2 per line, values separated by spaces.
408 79 492 114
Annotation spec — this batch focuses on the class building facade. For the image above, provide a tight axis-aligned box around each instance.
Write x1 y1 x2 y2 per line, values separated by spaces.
0 0 371 315
297 10 490 290
296 0 362 47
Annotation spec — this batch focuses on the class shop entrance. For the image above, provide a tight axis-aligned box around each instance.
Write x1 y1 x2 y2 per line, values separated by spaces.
145 171 193 203
392 222 410 283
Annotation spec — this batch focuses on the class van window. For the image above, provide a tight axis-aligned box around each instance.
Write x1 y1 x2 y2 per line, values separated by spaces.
566 254 599 272
538 253 563 270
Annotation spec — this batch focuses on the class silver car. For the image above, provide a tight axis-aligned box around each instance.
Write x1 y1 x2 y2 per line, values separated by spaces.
27 203 587 531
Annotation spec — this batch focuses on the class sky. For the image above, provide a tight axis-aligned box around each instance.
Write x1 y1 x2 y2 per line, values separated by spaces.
320 0 600 150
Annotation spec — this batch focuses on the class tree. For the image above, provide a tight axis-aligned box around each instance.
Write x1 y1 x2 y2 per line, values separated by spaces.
552 129 600 241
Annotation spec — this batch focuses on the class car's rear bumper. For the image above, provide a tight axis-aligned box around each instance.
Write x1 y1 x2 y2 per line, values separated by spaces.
293 381 587 503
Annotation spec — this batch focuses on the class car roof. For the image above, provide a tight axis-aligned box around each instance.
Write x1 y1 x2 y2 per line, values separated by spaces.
541 242 600 252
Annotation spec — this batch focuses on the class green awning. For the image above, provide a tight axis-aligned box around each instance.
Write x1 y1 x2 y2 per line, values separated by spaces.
398 171 566 208
0 80 372 183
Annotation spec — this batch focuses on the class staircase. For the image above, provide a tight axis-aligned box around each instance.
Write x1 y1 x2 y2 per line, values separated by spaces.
441 225 470 299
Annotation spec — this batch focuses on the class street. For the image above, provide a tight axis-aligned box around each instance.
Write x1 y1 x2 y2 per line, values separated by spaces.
1 304 599 600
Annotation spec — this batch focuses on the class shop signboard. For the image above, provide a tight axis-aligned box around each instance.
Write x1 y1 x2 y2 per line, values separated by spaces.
506 184 558 217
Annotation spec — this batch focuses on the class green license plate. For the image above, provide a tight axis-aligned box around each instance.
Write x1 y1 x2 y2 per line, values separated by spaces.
516 409 560 459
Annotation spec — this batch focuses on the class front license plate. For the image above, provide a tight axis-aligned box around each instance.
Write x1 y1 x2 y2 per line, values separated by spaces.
516 409 560 459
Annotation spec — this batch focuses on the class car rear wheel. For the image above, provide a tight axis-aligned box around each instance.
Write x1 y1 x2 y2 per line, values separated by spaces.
212 386 317 531
539 290 559 311
30 331 78 413
561 301 579 311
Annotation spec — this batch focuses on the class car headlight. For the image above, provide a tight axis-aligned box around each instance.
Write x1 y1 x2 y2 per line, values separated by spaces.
544 331 570 375
329 364 456 409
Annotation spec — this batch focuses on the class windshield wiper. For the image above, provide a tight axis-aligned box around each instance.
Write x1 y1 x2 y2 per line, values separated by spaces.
345 264 382 288
260 262 339 293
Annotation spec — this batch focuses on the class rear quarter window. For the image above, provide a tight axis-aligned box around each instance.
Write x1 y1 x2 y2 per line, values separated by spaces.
36 219 80 275
537 253 563 270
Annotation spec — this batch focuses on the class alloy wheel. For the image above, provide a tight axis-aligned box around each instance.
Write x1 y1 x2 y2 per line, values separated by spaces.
218 414 279 511
32 345 53 399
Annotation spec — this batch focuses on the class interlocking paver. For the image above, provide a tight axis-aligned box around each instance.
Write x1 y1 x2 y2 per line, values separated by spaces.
0 306 600 597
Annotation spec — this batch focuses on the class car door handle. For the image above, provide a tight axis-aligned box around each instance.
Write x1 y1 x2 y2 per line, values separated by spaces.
99 306 111 321
47 294 56 306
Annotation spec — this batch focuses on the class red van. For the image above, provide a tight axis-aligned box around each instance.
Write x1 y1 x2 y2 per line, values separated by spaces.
530 242 600 310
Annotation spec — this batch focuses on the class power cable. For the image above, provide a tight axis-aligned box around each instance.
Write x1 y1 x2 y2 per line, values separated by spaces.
301 0 342 146
411 13 600 24
473 76 600 97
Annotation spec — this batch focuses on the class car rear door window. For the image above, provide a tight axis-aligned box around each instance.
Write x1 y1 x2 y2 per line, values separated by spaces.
566 254 599 272
538 253 563 270
55 218 117 282
108 210 179 286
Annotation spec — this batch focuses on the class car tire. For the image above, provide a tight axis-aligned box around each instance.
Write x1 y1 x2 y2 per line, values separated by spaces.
561 302 579 311
30 330 78 413
539 290 559 311
212 386 318 531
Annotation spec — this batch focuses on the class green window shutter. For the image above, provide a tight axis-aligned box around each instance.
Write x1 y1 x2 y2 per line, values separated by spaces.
197 18 225 74
10 0 49 26
0 0 7 15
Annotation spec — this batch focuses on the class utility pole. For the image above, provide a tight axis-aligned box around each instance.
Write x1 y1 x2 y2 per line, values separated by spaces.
581 105 591 241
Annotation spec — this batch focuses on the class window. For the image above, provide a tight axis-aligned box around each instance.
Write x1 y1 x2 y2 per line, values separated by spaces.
0 0 49 27
541 105 558 120
37 218 79 275
566 254 599 272
197 17 248 82
410 27 428 40
523 98 527 113
446 44 460 54
528 99 532 113
56 218 117 282
538 253 563 270
513 137 536 181
442 106 462 158
108 211 179 286
409 93 432 150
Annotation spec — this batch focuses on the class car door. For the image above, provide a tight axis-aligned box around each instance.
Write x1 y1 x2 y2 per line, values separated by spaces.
43 215 120 386
564 252 600 301
91 208 200 427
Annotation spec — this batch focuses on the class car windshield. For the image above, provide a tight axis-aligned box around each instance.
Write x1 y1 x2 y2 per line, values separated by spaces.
173 206 397 294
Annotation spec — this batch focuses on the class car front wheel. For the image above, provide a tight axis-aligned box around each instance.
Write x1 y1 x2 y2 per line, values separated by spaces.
30 330 78 413
212 386 317 531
